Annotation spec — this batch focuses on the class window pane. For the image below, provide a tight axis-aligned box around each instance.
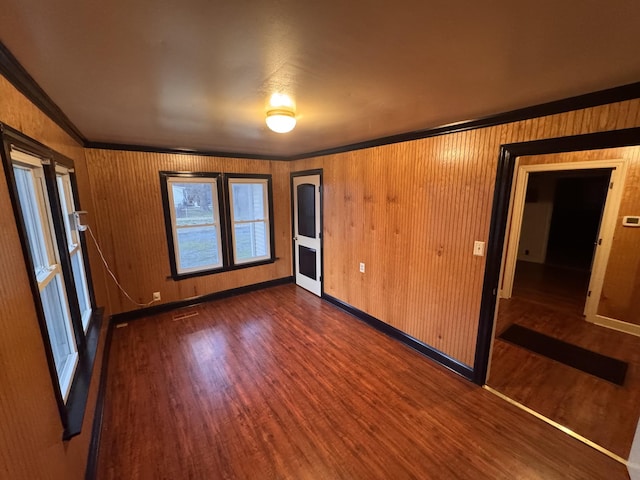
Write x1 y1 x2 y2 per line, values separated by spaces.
56 176 75 248
71 251 91 327
232 183 265 221
176 226 220 270
40 275 75 381
172 183 215 226
14 167 51 276
234 221 268 261
297 183 316 238
58 173 92 329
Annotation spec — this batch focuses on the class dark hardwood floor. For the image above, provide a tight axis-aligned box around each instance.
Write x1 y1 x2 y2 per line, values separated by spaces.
490 262 640 460
98 284 629 479
509 260 591 317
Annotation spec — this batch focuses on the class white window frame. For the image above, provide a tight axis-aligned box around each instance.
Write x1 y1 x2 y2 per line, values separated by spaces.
56 167 92 331
166 176 224 274
228 177 271 265
12 149 78 401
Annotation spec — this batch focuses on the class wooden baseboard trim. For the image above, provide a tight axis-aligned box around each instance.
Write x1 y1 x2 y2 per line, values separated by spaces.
590 315 640 338
84 317 114 480
483 385 628 465
321 293 473 381
110 277 294 324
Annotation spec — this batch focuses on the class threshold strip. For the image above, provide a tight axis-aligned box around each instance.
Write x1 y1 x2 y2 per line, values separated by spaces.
483 385 627 466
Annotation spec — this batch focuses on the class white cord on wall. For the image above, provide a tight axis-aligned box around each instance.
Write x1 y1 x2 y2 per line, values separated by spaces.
86 225 158 307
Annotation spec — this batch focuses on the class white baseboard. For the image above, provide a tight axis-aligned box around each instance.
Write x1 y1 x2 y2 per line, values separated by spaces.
588 315 640 338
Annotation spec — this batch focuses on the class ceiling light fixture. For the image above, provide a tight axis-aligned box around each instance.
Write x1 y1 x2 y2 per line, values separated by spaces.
266 107 296 133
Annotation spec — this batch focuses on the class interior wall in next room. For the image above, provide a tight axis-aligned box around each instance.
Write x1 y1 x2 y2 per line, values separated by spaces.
0 74 109 479
518 146 640 326
516 173 556 264
292 99 640 367
84 149 292 315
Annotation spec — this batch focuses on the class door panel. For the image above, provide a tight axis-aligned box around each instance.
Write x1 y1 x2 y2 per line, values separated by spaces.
293 174 322 296
298 245 317 280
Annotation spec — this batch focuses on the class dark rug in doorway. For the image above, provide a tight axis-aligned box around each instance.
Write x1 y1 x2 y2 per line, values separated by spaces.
498 324 628 386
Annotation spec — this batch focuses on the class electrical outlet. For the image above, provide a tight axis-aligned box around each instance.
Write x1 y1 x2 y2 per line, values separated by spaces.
359 262 365 273
473 241 485 257
152 291 161 301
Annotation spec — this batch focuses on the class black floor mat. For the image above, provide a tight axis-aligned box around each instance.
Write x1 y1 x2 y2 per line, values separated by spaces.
499 324 628 386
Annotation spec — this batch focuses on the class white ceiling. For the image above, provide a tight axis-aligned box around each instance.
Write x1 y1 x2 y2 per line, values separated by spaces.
1 0 639 156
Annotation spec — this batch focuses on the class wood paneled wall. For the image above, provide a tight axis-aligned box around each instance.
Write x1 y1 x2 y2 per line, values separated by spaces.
292 99 640 366
84 150 292 315
0 75 108 479
519 147 640 325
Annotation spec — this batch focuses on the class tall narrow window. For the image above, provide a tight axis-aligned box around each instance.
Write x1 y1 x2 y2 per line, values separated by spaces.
161 173 224 276
227 176 273 265
12 150 78 401
56 169 92 331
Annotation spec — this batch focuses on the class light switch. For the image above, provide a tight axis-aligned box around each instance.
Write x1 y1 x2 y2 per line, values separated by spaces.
473 241 485 257
359 262 365 273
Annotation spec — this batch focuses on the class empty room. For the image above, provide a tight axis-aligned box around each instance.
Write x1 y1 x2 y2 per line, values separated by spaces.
1 1 640 479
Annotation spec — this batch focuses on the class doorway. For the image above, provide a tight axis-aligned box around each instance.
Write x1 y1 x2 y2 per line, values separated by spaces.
500 160 625 323
291 170 322 296
485 154 640 462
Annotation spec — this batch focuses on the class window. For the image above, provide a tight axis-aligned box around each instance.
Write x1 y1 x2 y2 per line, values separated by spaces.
57 168 92 330
3 126 99 439
160 172 275 279
228 176 271 265
161 173 225 276
12 150 78 400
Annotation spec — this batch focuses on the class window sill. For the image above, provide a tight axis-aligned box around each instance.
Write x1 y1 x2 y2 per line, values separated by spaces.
168 257 278 281
63 307 104 440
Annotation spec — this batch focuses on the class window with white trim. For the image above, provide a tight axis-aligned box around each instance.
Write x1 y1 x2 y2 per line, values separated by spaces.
160 172 275 279
57 169 92 331
164 174 224 275
12 150 78 401
228 177 271 265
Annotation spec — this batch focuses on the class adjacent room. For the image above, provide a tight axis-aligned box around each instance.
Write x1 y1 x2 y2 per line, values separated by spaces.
1 1 639 479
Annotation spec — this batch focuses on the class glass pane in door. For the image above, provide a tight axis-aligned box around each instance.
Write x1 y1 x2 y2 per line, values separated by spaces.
297 183 316 238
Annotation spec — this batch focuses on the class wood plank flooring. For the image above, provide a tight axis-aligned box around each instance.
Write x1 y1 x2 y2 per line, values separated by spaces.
510 261 590 317
98 284 629 479
489 295 640 459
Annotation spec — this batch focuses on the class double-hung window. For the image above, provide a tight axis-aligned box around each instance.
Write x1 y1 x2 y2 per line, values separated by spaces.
12 149 78 401
3 126 99 439
227 176 272 265
57 168 92 331
162 173 224 276
160 172 275 279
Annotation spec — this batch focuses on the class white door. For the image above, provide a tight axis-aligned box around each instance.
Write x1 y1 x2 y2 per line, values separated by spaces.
292 173 322 296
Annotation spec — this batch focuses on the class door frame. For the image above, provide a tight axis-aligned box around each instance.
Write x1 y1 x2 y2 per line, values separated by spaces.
290 169 324 296
473 127 640 385
500 159 626 321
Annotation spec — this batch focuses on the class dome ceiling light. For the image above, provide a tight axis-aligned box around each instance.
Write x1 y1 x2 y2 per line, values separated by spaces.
266 93 296 134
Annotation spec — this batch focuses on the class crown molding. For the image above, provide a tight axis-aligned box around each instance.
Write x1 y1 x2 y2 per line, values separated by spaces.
1 41 639 161
0 42 86 145
83 141 285 161
287 82 640 160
